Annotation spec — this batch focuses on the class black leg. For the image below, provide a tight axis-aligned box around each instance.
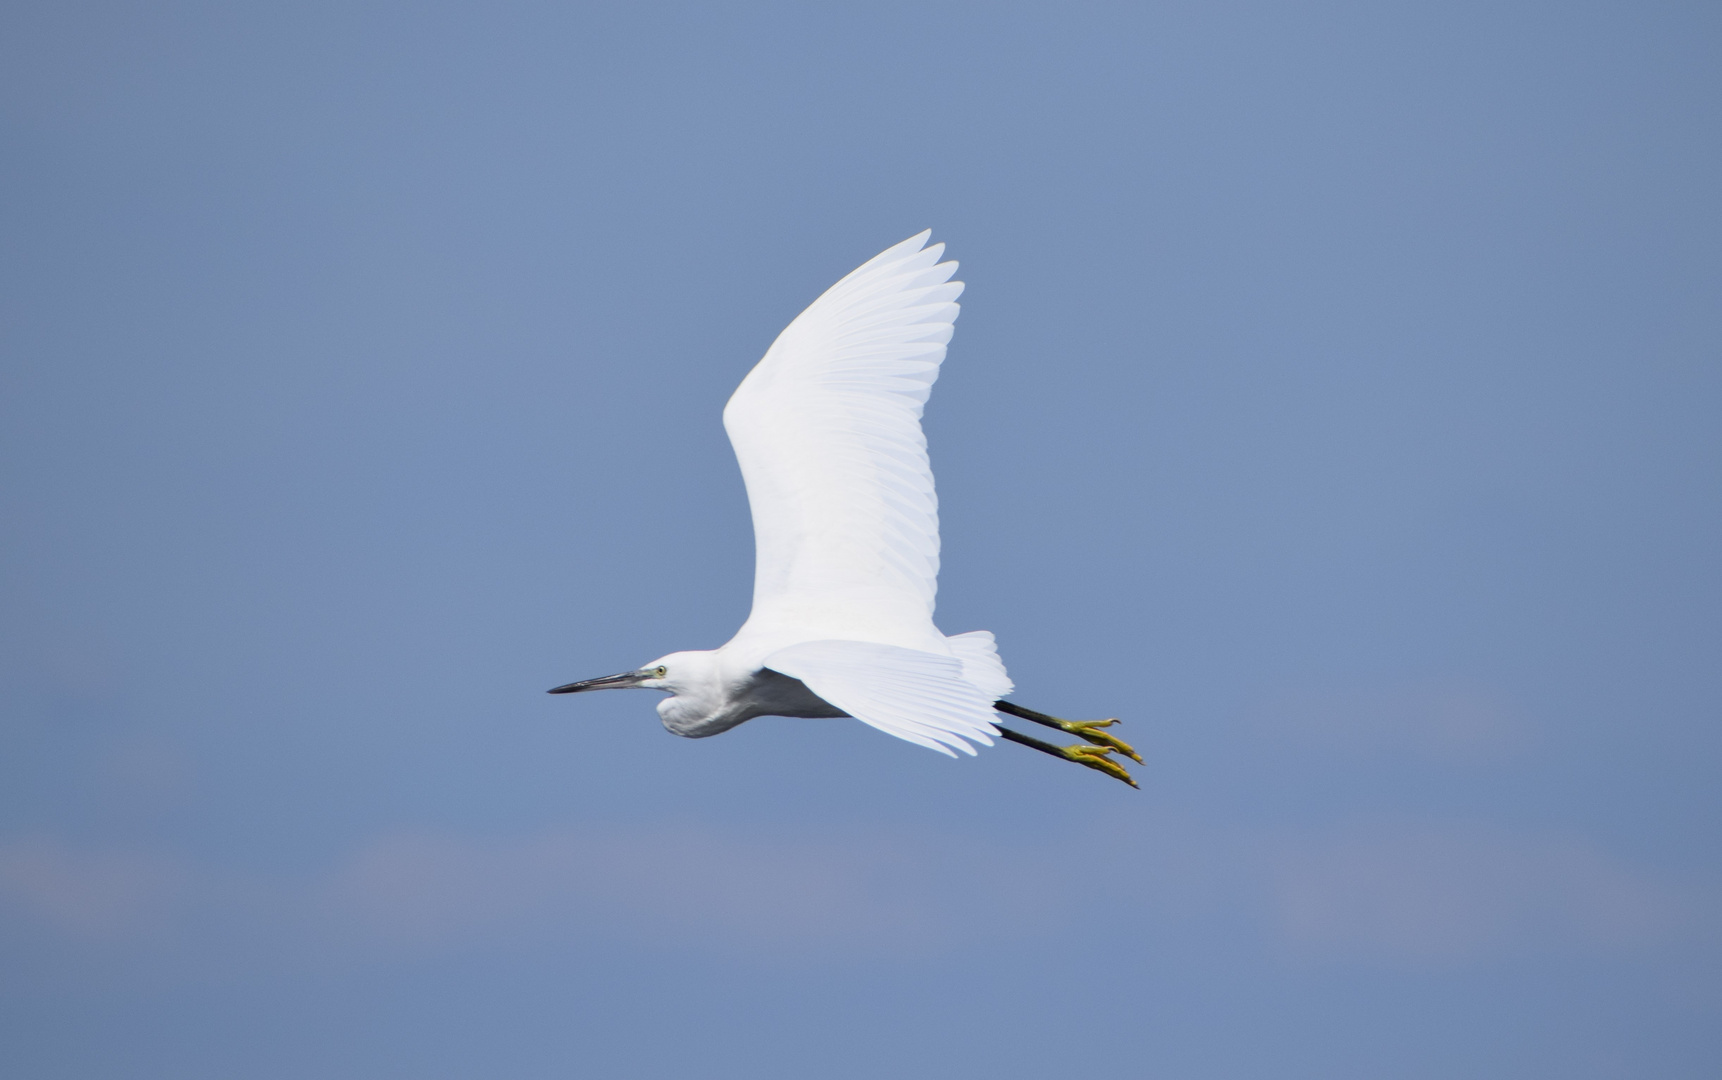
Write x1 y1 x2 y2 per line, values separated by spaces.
996 724 1068 758
994 700 1067 730
995 700 1144 764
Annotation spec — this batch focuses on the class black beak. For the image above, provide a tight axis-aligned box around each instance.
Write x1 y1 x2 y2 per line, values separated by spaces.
547 670 652 694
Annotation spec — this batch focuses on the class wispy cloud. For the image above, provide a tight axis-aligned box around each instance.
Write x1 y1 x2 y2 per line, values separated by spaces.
0 835 186 939
0 822 1070 973
318 824 968 953
1249 679 1533 765
1266 822 1694 966
0 816 1709 981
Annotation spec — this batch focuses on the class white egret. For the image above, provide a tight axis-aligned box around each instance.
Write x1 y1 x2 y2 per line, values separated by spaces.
550 232 1139 786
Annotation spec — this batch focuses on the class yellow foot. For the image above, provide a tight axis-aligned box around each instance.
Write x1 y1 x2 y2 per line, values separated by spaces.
1056 717 1144 764
1060 743 1139 788
994 702 1146 789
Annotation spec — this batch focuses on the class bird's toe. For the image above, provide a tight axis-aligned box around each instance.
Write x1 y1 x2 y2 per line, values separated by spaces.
1060 743 1139 788
1059 718 1145 764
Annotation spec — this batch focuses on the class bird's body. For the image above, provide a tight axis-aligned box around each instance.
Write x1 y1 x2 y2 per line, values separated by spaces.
552 233 1139 785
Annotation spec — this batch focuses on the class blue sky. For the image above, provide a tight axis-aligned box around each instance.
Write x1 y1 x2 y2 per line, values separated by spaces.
2 3 1718 1077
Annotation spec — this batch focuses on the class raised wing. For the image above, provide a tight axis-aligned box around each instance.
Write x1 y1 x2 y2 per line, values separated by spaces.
723 232 961 641
763 639 998 757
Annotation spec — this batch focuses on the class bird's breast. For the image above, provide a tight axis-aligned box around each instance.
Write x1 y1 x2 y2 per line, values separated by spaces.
656 667 846 739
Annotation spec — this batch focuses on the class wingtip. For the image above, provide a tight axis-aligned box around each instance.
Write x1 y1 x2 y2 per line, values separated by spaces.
892 229 934 261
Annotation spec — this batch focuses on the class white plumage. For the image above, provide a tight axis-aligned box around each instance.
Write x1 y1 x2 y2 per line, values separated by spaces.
551 231 1012 758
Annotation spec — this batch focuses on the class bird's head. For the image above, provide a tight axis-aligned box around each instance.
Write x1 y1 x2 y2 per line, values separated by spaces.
547 650 725 722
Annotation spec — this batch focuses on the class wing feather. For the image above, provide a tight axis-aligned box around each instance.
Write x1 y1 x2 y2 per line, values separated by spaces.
722 234 1018 757
723 231 960 638
945 630 1014 702
763 640 999 757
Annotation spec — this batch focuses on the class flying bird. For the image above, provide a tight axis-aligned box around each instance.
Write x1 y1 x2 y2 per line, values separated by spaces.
550 232 1140 786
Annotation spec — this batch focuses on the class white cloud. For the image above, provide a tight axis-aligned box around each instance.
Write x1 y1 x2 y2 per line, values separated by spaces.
1267 822 1692 966
316 824 965 954
1250 679 1532 764
0 817 1708 976
0 835 186 939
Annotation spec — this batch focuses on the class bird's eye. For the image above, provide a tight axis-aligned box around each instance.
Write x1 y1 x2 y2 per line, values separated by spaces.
654 666 667 677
